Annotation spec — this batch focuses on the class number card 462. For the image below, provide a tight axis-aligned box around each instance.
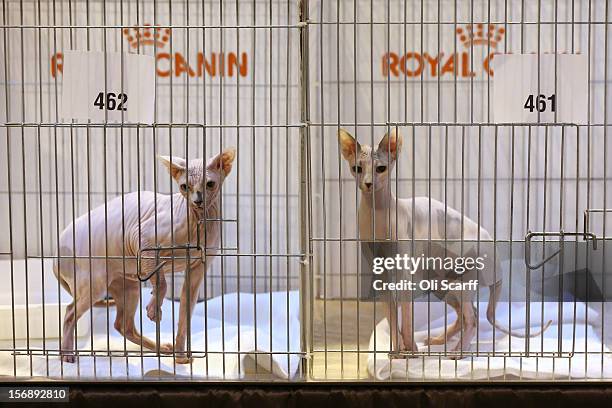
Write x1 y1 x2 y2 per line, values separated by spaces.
61 51 155 124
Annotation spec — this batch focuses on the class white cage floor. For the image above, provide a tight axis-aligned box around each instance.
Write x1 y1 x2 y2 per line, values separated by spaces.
368 301 612 380
0 282 301 380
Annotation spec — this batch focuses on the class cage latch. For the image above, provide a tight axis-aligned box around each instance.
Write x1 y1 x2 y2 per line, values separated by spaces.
584 208 612 240
524 230 597 270
137 244 203 282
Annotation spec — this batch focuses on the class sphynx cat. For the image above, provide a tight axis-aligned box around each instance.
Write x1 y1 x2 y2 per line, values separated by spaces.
54 148 235 363
338 129 550 357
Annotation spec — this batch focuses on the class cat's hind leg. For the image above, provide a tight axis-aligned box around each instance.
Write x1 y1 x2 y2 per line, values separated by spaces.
60 275 105 363
423 296 462 346
448 300 477 359
110 279 173 354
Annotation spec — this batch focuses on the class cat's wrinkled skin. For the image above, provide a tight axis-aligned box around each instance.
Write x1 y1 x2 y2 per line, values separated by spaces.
338 129 551 358
54 148 236 364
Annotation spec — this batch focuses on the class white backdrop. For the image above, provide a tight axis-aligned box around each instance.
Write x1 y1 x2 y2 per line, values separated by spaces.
1 0 612 300
308 0 612 298
0 0 302 297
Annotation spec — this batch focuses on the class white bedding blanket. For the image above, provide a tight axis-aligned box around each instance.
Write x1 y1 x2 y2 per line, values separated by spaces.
368 301 612 380
0 289 301 380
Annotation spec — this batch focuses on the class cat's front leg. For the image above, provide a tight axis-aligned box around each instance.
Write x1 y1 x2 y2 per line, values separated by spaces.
399 301 419 355
138 236 168 322
174 262 206 364
146 269 167 322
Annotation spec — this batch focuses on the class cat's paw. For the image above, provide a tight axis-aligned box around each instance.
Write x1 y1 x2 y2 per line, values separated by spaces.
146 302 162 322
399 338 419 358
423 335 447 346
158 343 174 354
174 353 193 364
61 353 76 363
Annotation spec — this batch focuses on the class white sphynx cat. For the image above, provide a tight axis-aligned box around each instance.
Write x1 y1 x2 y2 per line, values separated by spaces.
54 148 236 363
338 129 550 357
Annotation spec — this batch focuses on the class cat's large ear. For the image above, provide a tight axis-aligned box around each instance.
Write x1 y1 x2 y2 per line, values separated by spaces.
209 147 236 176
338 129 360 161
158 155 187 181
377 128 403 160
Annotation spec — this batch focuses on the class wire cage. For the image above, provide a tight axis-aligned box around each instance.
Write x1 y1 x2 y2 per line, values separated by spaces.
0 0 304 380
307 0 612 380
0 0 611 382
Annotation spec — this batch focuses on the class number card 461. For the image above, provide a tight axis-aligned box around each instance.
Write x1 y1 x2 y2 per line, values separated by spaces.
493 54 587 125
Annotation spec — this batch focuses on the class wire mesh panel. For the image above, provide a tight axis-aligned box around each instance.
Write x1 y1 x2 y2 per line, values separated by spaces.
0 0 304 380
307 0 612 381
310 123 597 379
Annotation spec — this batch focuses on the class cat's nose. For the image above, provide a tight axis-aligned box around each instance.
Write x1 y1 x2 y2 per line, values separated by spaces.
365 182 372 189
193 192 203 205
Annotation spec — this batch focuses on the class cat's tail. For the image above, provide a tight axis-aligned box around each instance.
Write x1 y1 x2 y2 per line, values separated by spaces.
93 297 116 307
486 281 553 338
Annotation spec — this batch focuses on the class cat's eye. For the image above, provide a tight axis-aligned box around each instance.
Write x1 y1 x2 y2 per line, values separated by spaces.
206 180 216 189
179 183 188 192
351 166 362 174
376 165 387 173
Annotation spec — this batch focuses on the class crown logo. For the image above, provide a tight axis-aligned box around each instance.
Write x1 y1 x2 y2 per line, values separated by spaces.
456 24 505 48
122 24 171 49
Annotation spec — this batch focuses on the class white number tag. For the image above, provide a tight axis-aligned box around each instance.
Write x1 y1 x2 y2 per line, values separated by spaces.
493 54 587 125
61 51 155 124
